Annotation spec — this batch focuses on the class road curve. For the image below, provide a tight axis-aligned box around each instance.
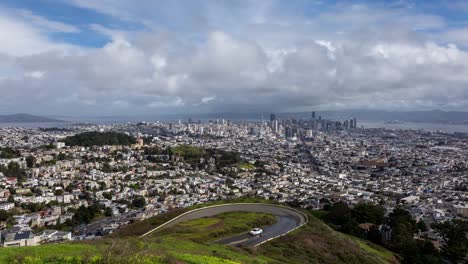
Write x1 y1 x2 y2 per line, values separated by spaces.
139 203 308 246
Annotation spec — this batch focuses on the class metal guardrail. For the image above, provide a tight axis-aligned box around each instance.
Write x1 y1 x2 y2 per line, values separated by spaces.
139 203 308 247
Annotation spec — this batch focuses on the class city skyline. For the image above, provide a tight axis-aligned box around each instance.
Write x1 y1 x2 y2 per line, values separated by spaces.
1 1 468 115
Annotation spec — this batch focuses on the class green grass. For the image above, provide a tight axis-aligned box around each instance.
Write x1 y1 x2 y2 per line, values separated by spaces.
154 211 276 242
257 212 399 264
111 197 276 238
237 162 256 170
0 244 99 263
309 210 329 221
171 145 204 160
348 236 397 263
1 212 276 264
0 202 399 264
171 253 241 264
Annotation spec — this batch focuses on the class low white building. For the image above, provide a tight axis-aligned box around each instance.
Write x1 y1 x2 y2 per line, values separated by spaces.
2 230 41 247
39 230 72 242
0 202 14 211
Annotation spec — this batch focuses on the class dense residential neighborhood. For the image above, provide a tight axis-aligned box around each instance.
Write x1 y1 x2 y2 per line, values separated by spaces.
0 118 467 258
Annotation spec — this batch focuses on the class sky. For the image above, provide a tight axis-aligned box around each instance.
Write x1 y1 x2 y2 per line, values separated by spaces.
1 0 468 116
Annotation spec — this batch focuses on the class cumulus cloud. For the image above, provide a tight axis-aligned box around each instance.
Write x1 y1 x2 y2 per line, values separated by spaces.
1 1 468 115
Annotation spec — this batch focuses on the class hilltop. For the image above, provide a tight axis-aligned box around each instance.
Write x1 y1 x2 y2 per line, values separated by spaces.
0 113 63 123
63 132 136 147
0 201 399 264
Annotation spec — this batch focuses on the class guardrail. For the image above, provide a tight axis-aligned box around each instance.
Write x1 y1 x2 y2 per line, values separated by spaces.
139 203 308 247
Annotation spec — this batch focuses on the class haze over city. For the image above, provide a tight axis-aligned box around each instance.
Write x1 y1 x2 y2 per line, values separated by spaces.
1 0 468 115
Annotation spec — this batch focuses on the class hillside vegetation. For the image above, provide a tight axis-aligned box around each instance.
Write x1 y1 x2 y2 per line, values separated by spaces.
0 201 399 264
64 132 136 147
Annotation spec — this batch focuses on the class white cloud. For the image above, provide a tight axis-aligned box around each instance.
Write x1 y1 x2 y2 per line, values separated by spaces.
1 1 468 114
0 8 77 57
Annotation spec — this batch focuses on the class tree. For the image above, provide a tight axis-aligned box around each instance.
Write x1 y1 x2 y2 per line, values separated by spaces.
326 201 351 226
132 196 146 208
101 163 112 173
72 204 102 226
417 219 428 232
387 207 417 253
104 207 113 217
0 209 11 221
102 192 112 200
351 203 386 224
0 147 21 159
64 132 136 147
72 205 93 226
431 219 468 263
57 152 68 161
387 207 416 231
0 162 27 183
26 156 36 168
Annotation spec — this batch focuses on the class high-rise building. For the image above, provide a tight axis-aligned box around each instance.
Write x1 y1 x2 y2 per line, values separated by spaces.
270 113 277 132
270 113 276 121
272 120 279 133
312 111 316 119
353 118 357 129
285 126 293 138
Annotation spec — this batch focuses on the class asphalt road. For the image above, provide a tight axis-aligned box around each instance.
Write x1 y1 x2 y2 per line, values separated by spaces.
75 208 144 237
140 203 307 247
216 214 299 246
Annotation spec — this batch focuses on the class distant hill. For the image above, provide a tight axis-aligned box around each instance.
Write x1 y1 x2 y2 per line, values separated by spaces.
0 113 63 123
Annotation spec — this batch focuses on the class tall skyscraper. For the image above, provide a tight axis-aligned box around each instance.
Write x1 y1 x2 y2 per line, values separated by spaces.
312 111 316 119
285 126 293 138
270 113 277 132
272 120 279 133
353 118 357 129
270 113 276 121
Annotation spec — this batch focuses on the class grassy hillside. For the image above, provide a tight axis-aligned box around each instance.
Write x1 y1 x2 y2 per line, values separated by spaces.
258 213 398 264
0 201 399 264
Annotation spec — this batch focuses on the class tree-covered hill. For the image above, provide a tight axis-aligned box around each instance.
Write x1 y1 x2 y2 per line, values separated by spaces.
64 132 136 147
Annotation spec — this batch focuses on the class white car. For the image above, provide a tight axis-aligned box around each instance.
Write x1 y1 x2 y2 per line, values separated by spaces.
249 228 263 236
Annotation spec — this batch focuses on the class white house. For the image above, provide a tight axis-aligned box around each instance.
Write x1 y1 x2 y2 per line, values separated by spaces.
0 202 14 211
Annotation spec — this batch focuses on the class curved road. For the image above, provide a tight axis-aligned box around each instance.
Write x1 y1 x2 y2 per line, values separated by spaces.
139 203 307 246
